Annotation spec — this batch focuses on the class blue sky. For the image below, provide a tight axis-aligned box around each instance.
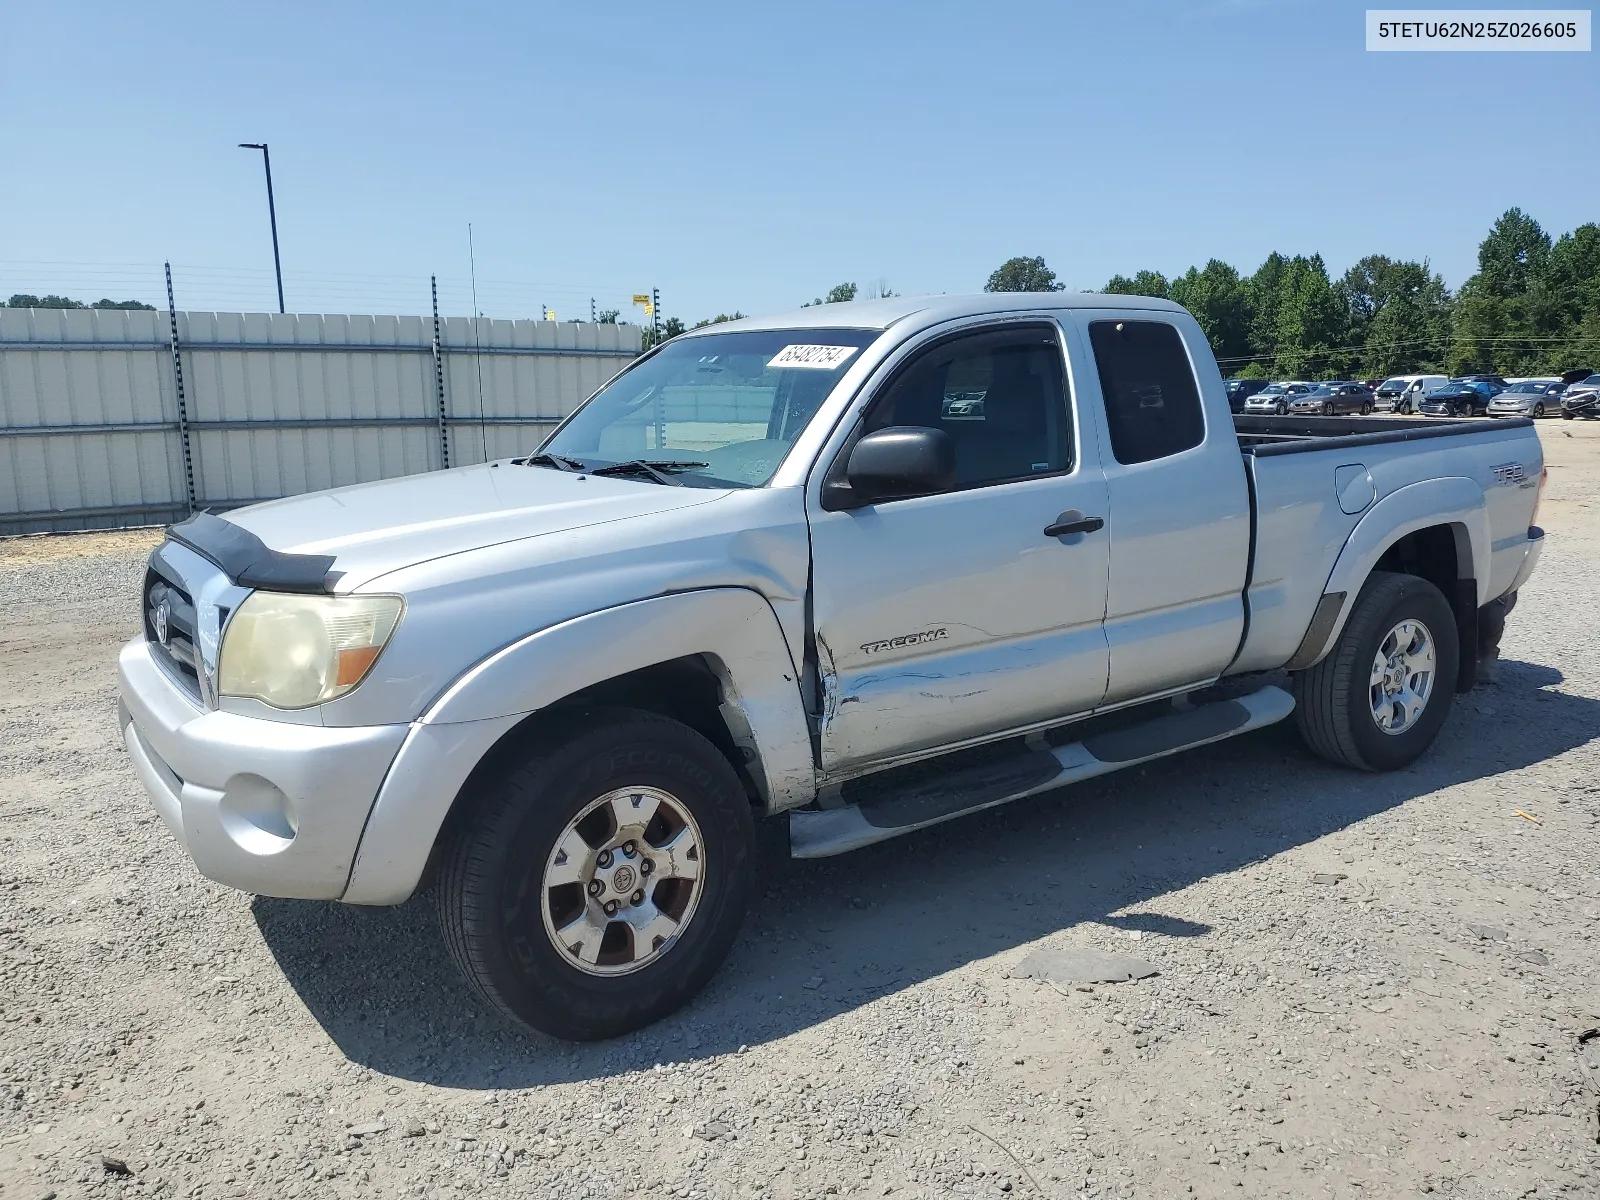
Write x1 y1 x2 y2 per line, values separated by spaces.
3 1 1596 322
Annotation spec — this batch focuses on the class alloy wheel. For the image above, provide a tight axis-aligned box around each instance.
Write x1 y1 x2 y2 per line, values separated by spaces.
1369 619 1436 735
540 785 706 976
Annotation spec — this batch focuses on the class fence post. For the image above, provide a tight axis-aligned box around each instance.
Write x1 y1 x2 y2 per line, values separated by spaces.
431 275 449 469
165 263 198 515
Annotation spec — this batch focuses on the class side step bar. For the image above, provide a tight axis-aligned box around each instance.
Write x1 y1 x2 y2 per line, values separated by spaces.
790 684 1295 859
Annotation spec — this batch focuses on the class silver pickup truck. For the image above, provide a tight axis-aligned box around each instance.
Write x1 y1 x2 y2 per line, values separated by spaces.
118 294 1546 1039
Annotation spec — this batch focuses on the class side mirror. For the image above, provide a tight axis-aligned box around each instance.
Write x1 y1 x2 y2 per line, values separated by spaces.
827 426 956 509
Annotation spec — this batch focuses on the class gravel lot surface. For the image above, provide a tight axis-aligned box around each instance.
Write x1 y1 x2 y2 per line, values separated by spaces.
3 424 1599 1200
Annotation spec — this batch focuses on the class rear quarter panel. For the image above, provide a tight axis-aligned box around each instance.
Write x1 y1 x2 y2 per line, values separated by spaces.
1232 421 1542 673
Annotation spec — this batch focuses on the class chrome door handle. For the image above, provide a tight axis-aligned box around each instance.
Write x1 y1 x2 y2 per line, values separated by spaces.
1044 513 1104 538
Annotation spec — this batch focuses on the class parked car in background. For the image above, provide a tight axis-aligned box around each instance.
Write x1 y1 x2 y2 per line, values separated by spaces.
1488 379 1566 419
1459 374 1510 388
1375 375 1449 414
1291 382 1375 415
1562 373 1600 419
1241 380 1314 415
1420 379 1503 417
1225 378 1270 412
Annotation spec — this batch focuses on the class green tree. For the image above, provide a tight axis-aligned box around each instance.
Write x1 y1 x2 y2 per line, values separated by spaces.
692 312 747 328
595 308 620 324
7 293 86 309
984 256 1064 293
1169 260 1253 366
1449 208 1553 374
1343 257 1452 375
1245 252 1290 373
1103 270 1169 298
804 282 858 306
1272 255 1345 378
92 299 155 310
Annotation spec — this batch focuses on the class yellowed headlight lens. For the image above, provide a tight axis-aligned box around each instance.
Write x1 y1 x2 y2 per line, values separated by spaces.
218 592 403 709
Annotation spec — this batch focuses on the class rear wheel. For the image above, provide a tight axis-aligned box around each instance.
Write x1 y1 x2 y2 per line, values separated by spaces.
436 709 755 1040
1291 571 1459 771
1361 401 1373 415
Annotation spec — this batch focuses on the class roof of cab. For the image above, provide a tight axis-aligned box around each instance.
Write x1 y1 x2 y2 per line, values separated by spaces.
680 292 1188 337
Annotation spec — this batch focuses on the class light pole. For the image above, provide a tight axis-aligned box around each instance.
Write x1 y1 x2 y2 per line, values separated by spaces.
238 143 285 313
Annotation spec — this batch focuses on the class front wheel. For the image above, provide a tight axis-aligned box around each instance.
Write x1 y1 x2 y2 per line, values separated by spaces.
1533 403 1545 418
1276 401 1288 416
436 709 755 1040
1323 401 1335 415
1291 571 1459 771
1563 411 1575 419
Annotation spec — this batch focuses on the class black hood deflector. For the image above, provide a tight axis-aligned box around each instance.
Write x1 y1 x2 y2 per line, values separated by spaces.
167 512 340 593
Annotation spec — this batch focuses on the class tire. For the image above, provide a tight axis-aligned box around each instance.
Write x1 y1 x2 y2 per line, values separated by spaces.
1533 403 1544 418
1291 571 1459 772
1563 411 1574 420
1361 402 1373 416
436 708 755 1040
1323 401 1335 415
1275 401 1288 416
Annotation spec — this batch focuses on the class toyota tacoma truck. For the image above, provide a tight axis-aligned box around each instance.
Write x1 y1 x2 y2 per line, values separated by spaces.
118 294 1547 1039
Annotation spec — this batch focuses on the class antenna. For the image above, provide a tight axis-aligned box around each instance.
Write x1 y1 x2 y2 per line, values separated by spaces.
468 223 488 463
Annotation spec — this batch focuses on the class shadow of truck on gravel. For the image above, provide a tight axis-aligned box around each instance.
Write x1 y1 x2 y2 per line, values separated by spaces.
253 658 1596 1089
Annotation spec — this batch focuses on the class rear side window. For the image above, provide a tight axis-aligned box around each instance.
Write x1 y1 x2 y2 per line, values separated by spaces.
1088 320 1205 465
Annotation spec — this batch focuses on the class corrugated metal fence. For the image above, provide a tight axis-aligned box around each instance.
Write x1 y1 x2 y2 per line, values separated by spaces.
0 307 642 535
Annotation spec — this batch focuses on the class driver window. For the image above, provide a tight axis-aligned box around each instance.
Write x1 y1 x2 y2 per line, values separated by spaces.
861 326 1072 490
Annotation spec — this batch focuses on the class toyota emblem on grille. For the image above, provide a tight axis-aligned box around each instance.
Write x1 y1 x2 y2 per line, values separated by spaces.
154 599 170 646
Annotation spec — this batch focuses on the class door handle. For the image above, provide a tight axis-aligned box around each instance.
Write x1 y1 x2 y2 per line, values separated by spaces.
1043 513 1104 538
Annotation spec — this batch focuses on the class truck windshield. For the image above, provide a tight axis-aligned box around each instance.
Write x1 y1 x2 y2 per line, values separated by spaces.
538 327 882 487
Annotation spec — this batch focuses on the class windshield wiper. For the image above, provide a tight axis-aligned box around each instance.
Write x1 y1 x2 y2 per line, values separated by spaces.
519 452 587 473
588 459 709 486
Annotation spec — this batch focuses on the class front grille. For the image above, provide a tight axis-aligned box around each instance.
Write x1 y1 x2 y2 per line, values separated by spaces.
144 566 203 702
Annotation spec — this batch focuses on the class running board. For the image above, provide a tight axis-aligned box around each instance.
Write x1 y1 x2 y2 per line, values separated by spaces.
789 684 1295 859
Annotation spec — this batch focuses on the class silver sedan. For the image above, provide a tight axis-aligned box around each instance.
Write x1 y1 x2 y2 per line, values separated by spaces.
1488 379 1565 419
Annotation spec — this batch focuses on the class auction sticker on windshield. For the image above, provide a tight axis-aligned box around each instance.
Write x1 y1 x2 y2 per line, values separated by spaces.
768 344 860 369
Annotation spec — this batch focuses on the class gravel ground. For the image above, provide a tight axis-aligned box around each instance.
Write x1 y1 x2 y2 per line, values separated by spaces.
3 424 1599 1200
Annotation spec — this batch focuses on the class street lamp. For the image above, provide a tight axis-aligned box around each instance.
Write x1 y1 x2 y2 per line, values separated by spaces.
238 142 285 313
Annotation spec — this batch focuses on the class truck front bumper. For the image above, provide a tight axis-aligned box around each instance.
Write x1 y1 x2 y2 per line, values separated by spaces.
117 638 408 900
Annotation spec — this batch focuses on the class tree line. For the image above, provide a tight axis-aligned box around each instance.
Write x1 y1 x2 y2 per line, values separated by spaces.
6 294 155 311
986 208 1600 379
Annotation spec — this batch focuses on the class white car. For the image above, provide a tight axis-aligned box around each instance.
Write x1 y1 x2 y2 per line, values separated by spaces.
117 294 1547 1040
1374 374 1448 414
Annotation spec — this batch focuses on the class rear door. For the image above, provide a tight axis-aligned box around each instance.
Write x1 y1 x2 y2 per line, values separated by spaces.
807 321 1111 775
1073 313 1251 706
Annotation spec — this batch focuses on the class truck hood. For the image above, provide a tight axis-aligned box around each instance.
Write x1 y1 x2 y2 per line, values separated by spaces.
222 462 729 590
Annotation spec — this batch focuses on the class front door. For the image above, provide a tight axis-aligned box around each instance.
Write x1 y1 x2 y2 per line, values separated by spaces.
808 322 1111 776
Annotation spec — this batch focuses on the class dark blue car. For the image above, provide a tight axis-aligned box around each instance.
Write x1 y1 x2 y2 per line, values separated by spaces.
1418 379 1503 417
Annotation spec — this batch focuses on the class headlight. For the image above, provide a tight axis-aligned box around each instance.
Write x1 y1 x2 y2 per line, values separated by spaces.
218 592 404 709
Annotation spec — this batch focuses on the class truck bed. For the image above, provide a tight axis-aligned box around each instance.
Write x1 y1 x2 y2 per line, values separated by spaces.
1228 412 1542 676
1234 412 1532 454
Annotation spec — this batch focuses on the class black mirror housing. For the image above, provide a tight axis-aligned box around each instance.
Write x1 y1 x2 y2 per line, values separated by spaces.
828 426 956 508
